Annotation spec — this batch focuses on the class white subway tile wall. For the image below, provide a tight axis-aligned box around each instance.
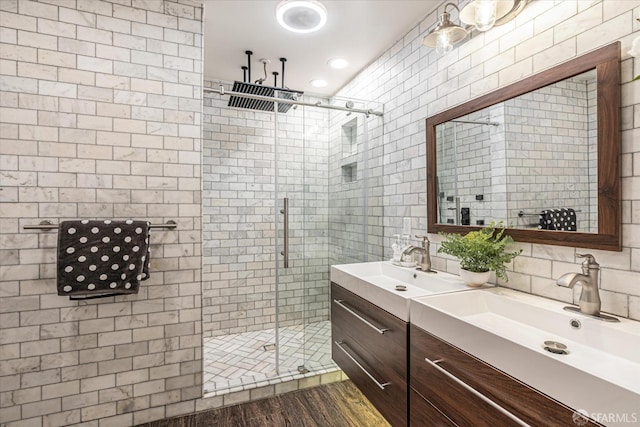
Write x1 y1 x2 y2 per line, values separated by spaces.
328 105 385 266
2 0 640 425
334 0 640 318
0 1 206 426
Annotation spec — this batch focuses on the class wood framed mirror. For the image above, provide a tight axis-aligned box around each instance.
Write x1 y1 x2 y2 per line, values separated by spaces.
426 42 620 251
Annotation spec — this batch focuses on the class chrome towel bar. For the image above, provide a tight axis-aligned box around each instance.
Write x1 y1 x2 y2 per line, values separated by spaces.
23 220 178 230
518 209 582 217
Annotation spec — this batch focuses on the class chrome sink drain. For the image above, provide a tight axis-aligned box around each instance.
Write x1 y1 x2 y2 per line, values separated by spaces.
543 340 569 355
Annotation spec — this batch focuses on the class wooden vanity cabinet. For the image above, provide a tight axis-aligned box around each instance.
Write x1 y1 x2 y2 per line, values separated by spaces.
409 324 603 427
331 282 408 427
410 388 456 426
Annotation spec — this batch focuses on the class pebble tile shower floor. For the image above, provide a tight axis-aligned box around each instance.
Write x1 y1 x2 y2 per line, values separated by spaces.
203 321 336 396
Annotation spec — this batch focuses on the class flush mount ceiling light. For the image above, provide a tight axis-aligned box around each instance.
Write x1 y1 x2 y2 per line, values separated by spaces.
276 0 328 34
328 58 349 69
310 79 328 87
460 0 530 32
423 3 468 55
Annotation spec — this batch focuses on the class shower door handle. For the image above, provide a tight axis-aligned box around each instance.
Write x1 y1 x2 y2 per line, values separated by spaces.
280 197 289 268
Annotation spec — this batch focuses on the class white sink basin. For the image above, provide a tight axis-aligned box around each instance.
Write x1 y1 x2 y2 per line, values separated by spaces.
330 261 473 321
411 287 640 425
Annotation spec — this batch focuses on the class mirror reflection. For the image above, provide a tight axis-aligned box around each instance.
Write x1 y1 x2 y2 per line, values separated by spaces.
435 69 597 233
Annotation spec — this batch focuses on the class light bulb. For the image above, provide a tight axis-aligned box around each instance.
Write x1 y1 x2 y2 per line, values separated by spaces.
475 0 497 31
435 32 453 55
629 35 640 57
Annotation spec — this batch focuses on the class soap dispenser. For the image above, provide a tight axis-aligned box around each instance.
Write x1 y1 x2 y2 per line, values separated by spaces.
392 234 402 263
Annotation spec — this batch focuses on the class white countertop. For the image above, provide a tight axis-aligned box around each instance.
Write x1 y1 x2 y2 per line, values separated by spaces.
411 287 640 426
330 261 475 321
330 261 640 426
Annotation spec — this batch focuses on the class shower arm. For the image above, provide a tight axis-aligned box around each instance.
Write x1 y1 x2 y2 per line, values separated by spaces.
255 59 270 85
205 85 384 117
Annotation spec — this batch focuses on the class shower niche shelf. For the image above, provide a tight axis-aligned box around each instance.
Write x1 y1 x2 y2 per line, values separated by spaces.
342 163 358 184
342 117 358 157
340 118 359 184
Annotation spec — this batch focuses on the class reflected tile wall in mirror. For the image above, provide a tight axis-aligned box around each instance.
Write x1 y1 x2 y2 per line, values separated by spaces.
435 69 598 233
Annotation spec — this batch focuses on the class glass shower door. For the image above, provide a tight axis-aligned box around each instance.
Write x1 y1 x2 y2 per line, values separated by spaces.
298 100 332 375
272 94 383 378
274 94 308 376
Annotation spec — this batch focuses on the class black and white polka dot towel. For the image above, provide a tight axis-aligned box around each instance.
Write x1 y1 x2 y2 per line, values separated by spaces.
538 208 577 232
57 220 151 299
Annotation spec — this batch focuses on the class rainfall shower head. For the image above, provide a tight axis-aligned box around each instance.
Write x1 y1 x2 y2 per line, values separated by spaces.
228 51 304 113
228 82 303 113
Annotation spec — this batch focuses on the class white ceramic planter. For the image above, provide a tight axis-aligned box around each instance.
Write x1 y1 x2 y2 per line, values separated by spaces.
459 268 491 287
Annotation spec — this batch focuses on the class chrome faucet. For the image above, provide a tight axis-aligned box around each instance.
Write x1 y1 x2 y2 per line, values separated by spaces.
556 254 618 322
400 235 433 272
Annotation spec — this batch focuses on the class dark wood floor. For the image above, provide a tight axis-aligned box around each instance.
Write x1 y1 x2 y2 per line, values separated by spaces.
138 380 390 427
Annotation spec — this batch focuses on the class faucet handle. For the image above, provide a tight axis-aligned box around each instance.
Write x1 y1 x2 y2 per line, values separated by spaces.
576 253 599 268
415 235 429 248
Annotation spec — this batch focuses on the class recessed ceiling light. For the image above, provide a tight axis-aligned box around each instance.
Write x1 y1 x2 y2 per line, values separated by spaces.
276 0 328 34
328 58 349 69
310 79 328 88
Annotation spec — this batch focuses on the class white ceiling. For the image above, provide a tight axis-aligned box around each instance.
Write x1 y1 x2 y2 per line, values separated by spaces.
203 1 440 96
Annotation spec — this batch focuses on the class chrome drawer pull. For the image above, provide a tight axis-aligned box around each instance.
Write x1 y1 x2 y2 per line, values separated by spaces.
333 299 390 334
425 358 531 427
336 341 391 390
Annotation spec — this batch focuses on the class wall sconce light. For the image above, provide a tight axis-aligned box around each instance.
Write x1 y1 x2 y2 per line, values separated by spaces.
630 17 640 81
460 0 529 32
423 3 469 55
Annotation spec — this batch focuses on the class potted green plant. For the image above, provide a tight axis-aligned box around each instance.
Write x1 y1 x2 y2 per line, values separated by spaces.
438 223 522 287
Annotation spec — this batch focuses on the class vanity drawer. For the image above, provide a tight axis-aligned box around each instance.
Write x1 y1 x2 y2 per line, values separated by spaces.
332 339 407 427
410 325 602 427
331 283 408 427
410 388 456 427
331 283 407 380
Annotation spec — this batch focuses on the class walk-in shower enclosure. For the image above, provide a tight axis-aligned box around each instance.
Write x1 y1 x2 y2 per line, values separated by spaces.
201 83 383 394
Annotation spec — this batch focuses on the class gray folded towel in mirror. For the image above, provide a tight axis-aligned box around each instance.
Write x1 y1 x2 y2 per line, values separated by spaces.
57 220 150 299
